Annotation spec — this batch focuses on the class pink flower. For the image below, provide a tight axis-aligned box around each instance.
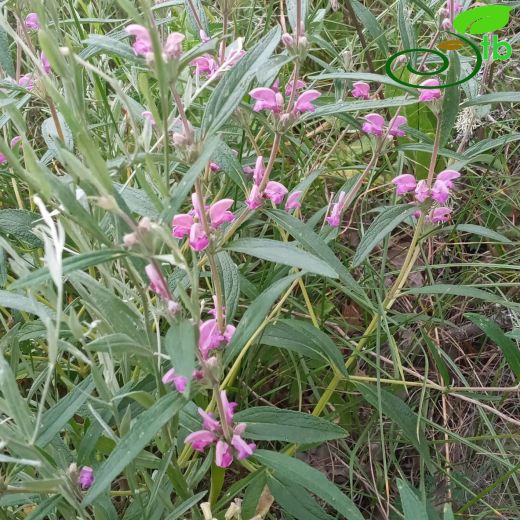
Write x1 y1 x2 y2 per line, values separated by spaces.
25 13 39 30
18 74 34 91
199 409 221 432
362 113 385 136
264 181 288 205
223 324 235 343
145 263 170 300
352 81 370 100
222 38 246 70
162 368 188 393
185 430 218 452
40 53 51 75
209 161 221 172
253 156 265 185
172 213 194 238
220 390 237 427
78 466 94 490
199 319 223 359
326 191 347 227
285 79 306 96
0 154 6 165
126 24 152 57
216 440 233 468
431 180 450 203
429 206 452 224
209 199 235 228
10 136 21 149
231 433 256 460
414 180 430 202
392 174 417 195
163 32 185 60
200 30 211 43
189 222 209 251
441 18 452 30
285 191 302 211
436 169 460 188
191 56 218 77
142 111 155 125
246 184 263 209
249 87 284 113
418 79 442 102
388 115 407 137
293 90 321 113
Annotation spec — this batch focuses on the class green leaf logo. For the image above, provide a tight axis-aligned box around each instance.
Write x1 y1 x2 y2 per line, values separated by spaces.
453 5 512 35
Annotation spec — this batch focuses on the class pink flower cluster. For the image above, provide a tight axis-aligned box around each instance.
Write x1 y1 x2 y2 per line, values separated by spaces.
418 78 442 102
125 24 184 62
439 1 463 30
244 156 302 211
351 81 370 100
362 114 407 137
185 392 256 468
172 194 235 252
392 169 461 223
0 136 21 165
191 36 245 79
162 366 204 393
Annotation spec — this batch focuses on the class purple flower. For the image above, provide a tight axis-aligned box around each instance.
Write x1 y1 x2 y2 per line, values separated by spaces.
162 368 188 393
78 466 94 490
189 222 209 251
285 79 306 97
428 206 452 224
352 81 370 100
414 180 430 202
220 390 237 427
163 32 185 60
209 161 221 172
25 13 39 30
436 169 460 188
293 90 321 113
362 113 385 136
264 181 288 205
285 191 302 211
252 156 265 185
431 180 450 203
126 24 153 57
388 115 407 137
191 56 218 77
142 111 155 126
231 433 256 460
145 264 170 300
199 409 221 432
249 87 284 113
216 440 233 468
172 213 193 238
209 199 235 228
392 174 417 195
40 53 51 75
185 430 218 452
326 191 347 228
418 79 442 102
246 184 263 209
18 74 35 91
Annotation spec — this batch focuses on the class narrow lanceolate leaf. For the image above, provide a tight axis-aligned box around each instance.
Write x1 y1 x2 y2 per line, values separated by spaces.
286 0 308 31
224 273 301 365
164 492 207 520
0 26 15 78
311 72 413 93
0 209 42 248
164 320 197 394
352 205 416 267
36 376 95 447
226 238 338 278
0 290 53 322
234 407 346 443
216 252 240 322
440 53 460 147
397 479 429 520
434 224 512 244
82 392 185 506
350 0 389 53
42 114 74 154
356 383 434 472
11 249 128 290
465 313 520 380
81 34 141 63
261 319 348 376
266 210 370 309
202 25 281 135
254 450 366 520
461 92 520 107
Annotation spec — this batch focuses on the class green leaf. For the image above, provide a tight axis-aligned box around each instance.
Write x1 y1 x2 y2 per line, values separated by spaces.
114 183 160 219
443 503 455 520
0 351 33 441
82 392 185 506
224 273 301 365
0 26 15 78
440 54 460 147
356 383 434 472
453 5 512 35
81 34 141 63
254 450 365 520
210 141 247 191
352 205 416 267
164 320 197 394
161 136 219 222
287 0 308 31
350 0 389 53
234 407 346 443
465 313 520 380
0 209 43 248
202 26 281 135
266 210 370 309
261 319 347 376
184 0 209 36
85 334 153 358
226 238 338 278
41 113 74 155
404 284 520 311
11 249 128 290
216 252 240 322
0 290 53 322
434 223 512 244
461 91 520 107
36 376 95 447
464 133 520 157
397 479 428 520
398 0 416 52
311 72 414 93
267 475 336 520
164 492 207 520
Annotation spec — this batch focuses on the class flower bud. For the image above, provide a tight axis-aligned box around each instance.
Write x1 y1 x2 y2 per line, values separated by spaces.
281 32 294 48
